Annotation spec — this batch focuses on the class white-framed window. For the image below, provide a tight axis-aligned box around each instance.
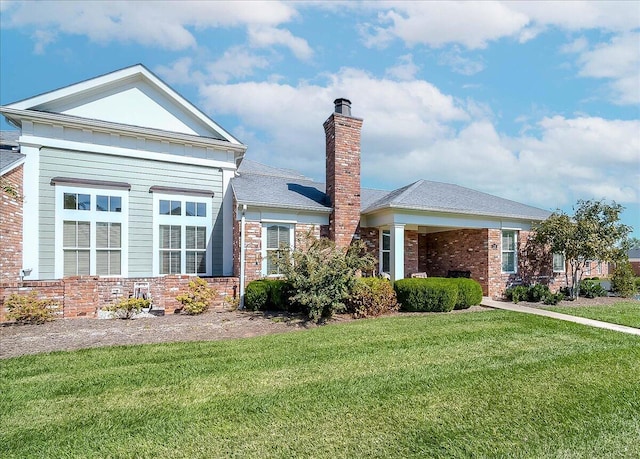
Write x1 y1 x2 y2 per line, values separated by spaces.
55 185 128 278
584 260 592 276
501 230 517 273
380 229 391 274
152 193 212 276
553 253 566 273
597 261 602 275
261 223 294 276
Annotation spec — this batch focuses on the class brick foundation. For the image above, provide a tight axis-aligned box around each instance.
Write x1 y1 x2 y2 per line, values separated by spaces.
0 276 239 322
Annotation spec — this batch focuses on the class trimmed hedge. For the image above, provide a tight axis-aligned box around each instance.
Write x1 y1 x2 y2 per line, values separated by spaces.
448 278 483 309
244 279 292 311
394 278 458 312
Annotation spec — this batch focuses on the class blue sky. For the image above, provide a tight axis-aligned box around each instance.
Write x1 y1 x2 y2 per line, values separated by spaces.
1 1 639 237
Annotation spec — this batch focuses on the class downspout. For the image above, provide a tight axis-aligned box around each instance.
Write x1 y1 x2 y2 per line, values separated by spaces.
239 204 247 309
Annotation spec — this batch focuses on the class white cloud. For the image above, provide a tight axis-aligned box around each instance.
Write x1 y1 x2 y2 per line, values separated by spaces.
197 69 638 211
438 47 485 75
248 26 313 60
2 0 301 51
360 1 530 49
359 1 639 50
384 54 419 81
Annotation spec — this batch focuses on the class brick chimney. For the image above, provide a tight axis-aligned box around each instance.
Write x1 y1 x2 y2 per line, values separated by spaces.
323 98 363 249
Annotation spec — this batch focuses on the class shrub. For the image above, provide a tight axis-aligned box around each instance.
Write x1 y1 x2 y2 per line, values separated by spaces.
559 286 574 301
176 277 217 315
542 291 564 305
578 279 607 299
5 291 59 324
394 278 458 313
245 280 270 311
611 261 637 298
274 236 375 322
448 278 483 309
265 279 291 311
104 297 150 319
527 284 551 302
505 285 529 304
346 277 399 319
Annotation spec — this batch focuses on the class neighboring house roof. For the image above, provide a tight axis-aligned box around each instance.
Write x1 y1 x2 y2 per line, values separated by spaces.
1 64 243 146
362 179 552 220
629 248 640 261
232 161 551 221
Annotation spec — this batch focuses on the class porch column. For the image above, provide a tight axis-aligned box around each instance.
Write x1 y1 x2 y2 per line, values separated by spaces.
390 224 405 281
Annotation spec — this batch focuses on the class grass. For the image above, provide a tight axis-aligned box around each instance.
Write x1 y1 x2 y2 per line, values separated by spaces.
543 301 640 329
1 310 639 458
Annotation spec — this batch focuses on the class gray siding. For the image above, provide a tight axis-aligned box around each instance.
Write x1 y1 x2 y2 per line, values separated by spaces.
39 148 224 277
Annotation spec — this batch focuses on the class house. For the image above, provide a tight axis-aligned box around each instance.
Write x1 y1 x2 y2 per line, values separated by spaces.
629 249 640 276
0 65 565 320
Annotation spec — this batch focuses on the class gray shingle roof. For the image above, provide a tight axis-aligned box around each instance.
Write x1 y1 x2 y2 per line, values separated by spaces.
629 248 640 260
232 161 551 221
0 131 24 174
232 173 331 212
362 179 551 220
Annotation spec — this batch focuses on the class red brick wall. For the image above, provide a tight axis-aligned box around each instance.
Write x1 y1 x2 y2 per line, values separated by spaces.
1 165 23 283
324 112 362 249
0 275 239 321
631 261 640 277
424 229 491 294
360 227 379 273
405 230 419 276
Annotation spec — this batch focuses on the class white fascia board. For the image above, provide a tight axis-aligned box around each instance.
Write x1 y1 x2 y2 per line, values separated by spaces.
234 200 332 215
0 107 247 155
5 64 243 146
238 206 329 225
362 203 549 222
20 135 239 171
365 209 514 230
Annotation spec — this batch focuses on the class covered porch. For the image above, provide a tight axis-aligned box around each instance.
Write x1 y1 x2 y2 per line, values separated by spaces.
360 209 535 298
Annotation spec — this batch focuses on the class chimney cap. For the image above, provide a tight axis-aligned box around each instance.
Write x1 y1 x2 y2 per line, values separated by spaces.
333 98 352 116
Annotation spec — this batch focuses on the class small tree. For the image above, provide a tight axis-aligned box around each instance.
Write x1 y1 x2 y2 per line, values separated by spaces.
611 260 637 298
276 235 375 322
532 199 631 300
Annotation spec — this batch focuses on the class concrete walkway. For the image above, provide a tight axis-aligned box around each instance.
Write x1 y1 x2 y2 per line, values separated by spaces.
481 297 640 336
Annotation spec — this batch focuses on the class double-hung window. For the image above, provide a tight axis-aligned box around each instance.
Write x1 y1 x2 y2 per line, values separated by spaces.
553 253 566 273
262 223 294 276
501 230 517 273
55 183 128 278
153 191 212 276
380 229 391 274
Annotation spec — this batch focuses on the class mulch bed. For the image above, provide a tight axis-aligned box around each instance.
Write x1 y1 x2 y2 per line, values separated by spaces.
0 298 634 359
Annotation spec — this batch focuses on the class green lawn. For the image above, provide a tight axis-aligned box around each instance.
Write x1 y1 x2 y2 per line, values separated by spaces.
544 301 640 329
1 310 639 458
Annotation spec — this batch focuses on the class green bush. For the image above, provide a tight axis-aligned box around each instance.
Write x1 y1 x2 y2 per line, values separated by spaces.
611 261 637 298
578 279 607 298
176 277 217 315
5 291 59 324
505 285 529 304
542 292 564 305
244 279 294 311
448 278 483 309
274 237 375 322
346 277 399 318
394 278 458 313
104 297 150 319
244 280 270 311
527 284 551 302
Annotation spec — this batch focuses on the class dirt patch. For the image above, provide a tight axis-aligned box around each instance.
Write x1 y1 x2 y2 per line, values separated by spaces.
0 310 339 359
1 299 633 359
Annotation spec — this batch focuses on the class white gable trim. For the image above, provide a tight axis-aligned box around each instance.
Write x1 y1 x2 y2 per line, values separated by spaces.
5 64 243 146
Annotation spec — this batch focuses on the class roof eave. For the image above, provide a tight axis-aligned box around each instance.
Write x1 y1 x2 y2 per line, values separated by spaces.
236 199 332 214
0 107 248 155
362 203 550 221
